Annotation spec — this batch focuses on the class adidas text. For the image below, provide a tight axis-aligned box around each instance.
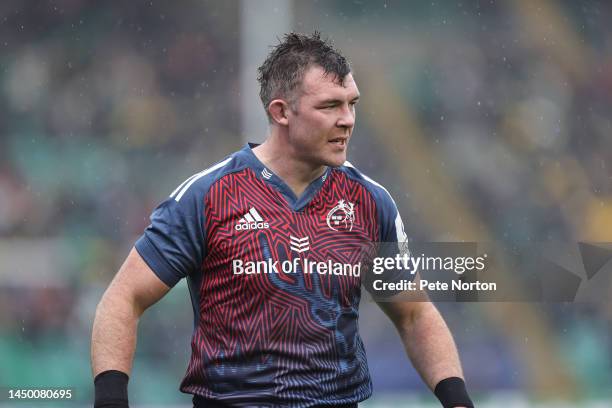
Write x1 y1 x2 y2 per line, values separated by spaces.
235 221 270 231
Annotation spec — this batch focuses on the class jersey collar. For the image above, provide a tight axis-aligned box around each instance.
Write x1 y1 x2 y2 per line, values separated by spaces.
239 143 330 212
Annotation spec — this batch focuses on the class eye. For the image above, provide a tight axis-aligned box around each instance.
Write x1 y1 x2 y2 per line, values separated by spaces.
319 104 336 110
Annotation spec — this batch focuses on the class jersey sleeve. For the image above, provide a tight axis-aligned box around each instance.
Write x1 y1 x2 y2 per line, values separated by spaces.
377 191 408 245
366 187 415 298
135 185 206 287
376 190 411 267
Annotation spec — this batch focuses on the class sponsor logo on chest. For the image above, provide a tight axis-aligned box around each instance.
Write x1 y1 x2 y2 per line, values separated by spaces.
235 207 269 230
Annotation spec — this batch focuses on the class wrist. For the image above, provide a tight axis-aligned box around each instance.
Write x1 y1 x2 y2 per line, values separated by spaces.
434 377 473 408
94 370 129 408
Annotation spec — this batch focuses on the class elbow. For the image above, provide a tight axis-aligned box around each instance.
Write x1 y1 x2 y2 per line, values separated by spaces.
94 285 142 323
397 302 431 333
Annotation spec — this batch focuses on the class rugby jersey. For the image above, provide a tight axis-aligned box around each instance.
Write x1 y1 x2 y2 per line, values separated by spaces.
135 143 408 407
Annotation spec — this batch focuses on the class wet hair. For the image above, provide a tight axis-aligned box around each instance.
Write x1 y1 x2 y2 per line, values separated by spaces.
257 31 351 122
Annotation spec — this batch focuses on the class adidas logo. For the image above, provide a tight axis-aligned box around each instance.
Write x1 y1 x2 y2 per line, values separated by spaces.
289 235 309 253
235 207 270 231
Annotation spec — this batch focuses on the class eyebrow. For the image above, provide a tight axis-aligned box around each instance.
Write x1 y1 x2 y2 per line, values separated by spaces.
319 96 360 105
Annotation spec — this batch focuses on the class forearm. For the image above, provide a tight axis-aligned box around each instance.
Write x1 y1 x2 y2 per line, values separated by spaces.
396 302 464 390
91 287 141 377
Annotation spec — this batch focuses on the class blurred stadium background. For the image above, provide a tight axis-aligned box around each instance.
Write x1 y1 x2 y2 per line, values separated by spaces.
1 0 611 406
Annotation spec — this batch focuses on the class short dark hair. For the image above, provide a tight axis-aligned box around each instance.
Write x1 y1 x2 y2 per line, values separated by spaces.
257 31 351 121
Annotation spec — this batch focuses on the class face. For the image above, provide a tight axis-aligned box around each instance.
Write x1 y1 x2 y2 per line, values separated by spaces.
285 66 360 168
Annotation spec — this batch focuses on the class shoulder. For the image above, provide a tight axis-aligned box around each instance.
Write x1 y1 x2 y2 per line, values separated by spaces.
334 161 397 208
169 151 247 204
336 161 407 242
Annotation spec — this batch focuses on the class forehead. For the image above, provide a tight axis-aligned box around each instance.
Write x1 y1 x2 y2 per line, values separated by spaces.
299 66 359 100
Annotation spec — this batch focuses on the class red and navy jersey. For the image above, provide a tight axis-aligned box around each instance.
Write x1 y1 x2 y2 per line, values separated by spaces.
135 144 408 407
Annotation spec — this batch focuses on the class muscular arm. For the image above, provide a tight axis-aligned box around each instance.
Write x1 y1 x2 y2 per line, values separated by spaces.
376 279 464 391
91 248 171 377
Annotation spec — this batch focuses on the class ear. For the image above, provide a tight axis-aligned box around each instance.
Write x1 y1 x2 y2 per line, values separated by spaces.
268 99 290 126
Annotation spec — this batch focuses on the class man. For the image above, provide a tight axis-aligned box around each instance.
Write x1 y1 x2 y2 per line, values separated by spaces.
91 32 473 408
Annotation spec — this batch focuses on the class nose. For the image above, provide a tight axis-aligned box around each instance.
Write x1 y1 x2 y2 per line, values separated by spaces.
336 104 355 130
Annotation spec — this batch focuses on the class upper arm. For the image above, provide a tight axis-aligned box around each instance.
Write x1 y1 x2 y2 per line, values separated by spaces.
376 274 430 328
105 247 171 315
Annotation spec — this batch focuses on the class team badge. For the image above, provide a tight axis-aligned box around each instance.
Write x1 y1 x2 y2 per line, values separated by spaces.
326 199 355 231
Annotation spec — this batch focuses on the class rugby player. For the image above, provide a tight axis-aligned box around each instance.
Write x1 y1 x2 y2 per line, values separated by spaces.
91 32 473 408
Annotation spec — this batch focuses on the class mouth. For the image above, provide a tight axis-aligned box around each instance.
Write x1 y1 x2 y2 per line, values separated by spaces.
328 137 348 147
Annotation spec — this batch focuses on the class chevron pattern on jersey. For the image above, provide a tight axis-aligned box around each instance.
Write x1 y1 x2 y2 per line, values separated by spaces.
180 167 379 405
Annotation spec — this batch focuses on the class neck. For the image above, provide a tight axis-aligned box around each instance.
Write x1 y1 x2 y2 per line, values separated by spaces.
252 132 326 198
